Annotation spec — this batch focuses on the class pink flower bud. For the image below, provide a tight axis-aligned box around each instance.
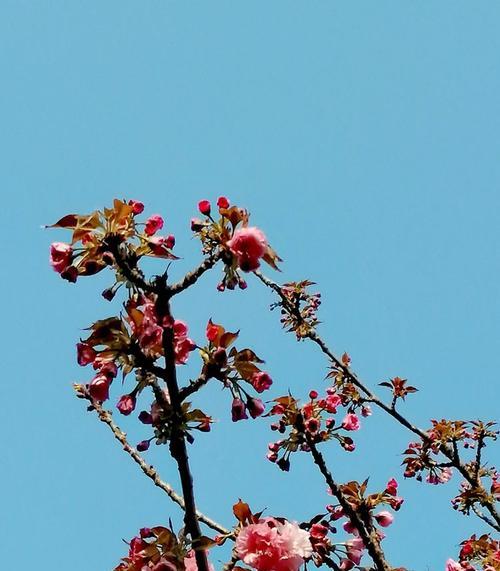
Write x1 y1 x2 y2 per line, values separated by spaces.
385 478 398 496
128 199 144 214
76 343 96 366
116 394 136 416
144 214 164 236
361 404 372 417
247 397 265 418
137 440 150 452
88 374 111 402
374 510 394 527
231 398 248 422
217 196 230 209
198 199 211 215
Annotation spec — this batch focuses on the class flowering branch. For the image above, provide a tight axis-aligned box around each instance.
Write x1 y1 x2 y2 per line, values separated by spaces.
255 270 500 533
298 414 394 571
88 397 230 536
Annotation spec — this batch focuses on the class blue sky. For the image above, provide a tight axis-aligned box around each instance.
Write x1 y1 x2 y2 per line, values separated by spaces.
2 2 499 569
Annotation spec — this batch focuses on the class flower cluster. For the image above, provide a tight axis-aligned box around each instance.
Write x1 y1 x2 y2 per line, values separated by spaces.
74 302 195 410
304 479 403 570
446 534 500 571
136 388 212 452
403 420 498 486
125 294 196 363
452 469 499 516
271 280 321 339
232 501 313 571
200 320 273 421
191 197 281 290
49 199 176 284
113 526 214 571
266 388 371 471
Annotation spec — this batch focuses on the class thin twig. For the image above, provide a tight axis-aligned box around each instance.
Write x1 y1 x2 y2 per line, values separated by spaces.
179 373 210 402
89 399 230 535
168 252 222 297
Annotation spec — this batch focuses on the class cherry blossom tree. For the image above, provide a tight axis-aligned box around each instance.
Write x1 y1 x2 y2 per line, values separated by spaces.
48 198 499 571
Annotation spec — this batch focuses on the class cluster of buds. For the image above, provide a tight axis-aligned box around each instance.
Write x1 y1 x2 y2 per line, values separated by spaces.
200 320 273 421
304 478 403 570
271 280 321 339
446 534 500 571
113 526 214 571
325 353 370 411
191 197 281 290
266 388 371 471
403 420 498 486
49 199 176 284
136 390 212 452
452 470 499 516
73 305 195 410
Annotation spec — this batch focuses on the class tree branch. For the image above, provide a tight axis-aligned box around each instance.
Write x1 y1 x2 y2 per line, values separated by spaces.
155 283 211 571
168 252 222 297
179 372 210 402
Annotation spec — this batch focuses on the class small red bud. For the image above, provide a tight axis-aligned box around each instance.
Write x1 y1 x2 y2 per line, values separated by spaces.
217 196 230 209
198 200 211 215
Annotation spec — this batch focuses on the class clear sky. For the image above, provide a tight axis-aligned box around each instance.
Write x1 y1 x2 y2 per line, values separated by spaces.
2 2 499 569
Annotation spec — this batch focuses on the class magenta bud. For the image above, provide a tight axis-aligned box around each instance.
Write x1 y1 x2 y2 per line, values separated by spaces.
138 411 153 424
231 398 248 422
137 440 150 452
247 397 265 419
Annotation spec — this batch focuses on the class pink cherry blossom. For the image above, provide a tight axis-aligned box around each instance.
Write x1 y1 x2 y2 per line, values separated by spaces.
50 242 72 274
342 413 361 431
236 518 313 571
226 227 268 272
